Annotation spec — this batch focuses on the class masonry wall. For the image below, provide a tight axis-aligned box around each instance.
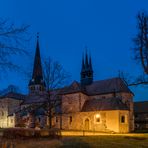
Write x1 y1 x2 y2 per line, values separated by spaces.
0 98 21 128
54 110 130 133
62 92 88 113
87 92 134 132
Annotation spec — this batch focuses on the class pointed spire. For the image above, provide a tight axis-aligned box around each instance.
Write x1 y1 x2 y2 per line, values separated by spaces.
80 47 93 86
89 54 93 71
81 53 85 72
29 33 46 89
85 47 89 68
32 32 43 81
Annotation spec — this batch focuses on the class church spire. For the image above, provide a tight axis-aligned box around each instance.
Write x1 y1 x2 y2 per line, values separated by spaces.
32 33 43 81
89 54 93 71
85 47 89 68
29 33 46 93
81 53 85 72
80 48 93 86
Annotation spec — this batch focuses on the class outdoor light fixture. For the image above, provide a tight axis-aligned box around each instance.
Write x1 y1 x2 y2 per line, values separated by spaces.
95 114 100 118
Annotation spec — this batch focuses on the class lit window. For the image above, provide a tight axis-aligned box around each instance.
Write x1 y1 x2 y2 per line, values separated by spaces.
121 115 125 123
95 114 101 123
69 116 72 124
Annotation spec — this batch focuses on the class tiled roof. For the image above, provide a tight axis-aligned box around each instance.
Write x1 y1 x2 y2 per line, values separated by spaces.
81 97 128 112
0 92 26 100
134 101 148 113
85 77 131 95
23 94 48 104
59 77 132 95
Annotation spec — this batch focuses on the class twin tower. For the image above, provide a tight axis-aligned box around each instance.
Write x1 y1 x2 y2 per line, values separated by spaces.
81 51 93 86
29 35 94 93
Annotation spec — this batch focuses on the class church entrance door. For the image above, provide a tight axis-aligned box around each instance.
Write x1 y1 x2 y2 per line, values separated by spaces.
85 118 89 130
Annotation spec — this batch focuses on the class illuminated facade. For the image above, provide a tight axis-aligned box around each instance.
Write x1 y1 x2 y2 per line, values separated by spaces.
0 35 134 133
53 79 134 133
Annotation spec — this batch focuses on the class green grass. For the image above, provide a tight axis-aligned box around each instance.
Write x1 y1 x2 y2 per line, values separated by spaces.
0 134 148 148
60 135 148 148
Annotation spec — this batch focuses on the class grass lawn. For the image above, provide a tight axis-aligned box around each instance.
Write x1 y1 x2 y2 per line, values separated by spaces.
0 134 148 148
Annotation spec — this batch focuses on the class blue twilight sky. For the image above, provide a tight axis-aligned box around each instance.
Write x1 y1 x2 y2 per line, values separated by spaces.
0 0 148 101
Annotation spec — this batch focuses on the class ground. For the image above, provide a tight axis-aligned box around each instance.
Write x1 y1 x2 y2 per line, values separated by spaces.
0 134 148 148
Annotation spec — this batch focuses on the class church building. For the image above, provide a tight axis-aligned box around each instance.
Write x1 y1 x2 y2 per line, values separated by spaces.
0 35 134 133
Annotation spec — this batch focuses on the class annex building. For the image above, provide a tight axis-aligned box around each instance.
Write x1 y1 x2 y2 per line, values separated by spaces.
0 35 134 133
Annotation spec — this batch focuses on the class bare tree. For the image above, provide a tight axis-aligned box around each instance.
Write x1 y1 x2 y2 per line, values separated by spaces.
0 18 30 71
133 11 148 74
118 70 148 86
43 57 70 90
43 57 70 128
121 11 148 87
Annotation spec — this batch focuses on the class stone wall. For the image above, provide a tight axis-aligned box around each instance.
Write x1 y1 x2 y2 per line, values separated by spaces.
62 92 87 113
120 92 134 131
0 98 22 128
54 110 130 133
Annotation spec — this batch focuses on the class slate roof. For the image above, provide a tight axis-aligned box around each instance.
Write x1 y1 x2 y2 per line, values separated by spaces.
82 97 128 112
0 77 132 106
22 94 48 104
134 101 148 113
0 92 26 100
85 77 131 95
59 77 132 95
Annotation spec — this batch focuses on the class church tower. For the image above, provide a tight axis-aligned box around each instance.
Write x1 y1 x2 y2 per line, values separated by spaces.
28 33 46 94
81 51 93 86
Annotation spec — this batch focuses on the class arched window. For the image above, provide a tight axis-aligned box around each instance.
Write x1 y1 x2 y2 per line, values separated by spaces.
85 118 89 130
121 115 125 123
95 114 101 123
69 116 72 124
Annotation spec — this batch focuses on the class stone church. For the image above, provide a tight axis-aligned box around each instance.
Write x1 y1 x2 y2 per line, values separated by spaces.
0 35 134 133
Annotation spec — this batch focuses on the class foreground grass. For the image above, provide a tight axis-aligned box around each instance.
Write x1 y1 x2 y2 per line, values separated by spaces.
61 135 148 148
0 134 148 148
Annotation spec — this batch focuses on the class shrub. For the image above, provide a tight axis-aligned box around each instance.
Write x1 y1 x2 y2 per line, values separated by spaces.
2 128 61 139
